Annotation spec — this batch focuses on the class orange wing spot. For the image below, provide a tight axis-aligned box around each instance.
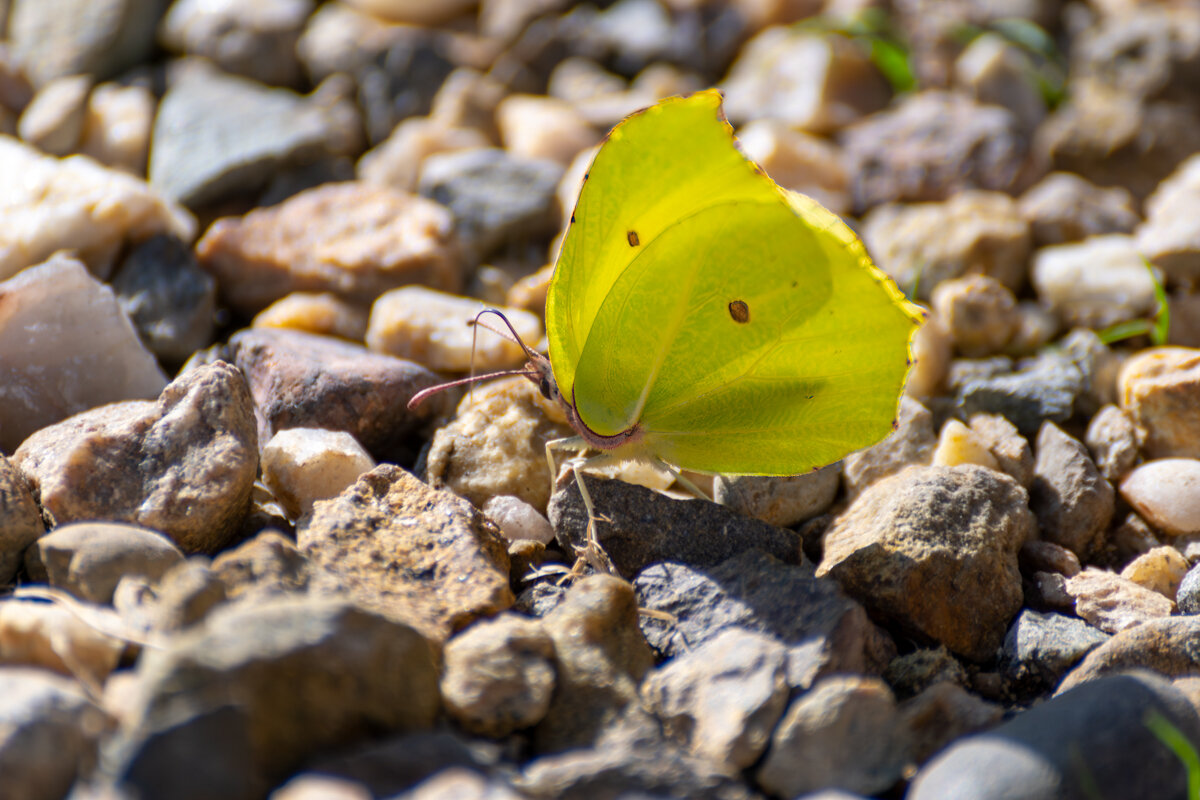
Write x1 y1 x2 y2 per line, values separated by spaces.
627 230 640 247
728 300 750 323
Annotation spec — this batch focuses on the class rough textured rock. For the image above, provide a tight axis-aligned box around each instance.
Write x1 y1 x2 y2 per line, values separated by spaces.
1059 616 1200 690
1029 421 1115 560
440 612 556 738
636 549 895 691
1119 347 1200 460
549 476 804 579
298 464 513 643
115 596 439 794
1000 609 1111 698
13 362 258 553
0 455 44 585
1065 568 1174 634
818 465 1034 661
714 464 841 528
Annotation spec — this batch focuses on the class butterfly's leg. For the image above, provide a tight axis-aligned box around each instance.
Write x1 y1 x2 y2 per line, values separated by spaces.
567 461 618 577
655 457 710 501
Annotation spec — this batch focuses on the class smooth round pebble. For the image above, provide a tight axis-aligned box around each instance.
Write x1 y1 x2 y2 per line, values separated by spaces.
482 495 556 544
1119 459 1200 537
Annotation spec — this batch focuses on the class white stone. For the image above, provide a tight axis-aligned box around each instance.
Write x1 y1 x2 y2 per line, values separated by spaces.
261 428 376 519
0 135 195 281
0 255 168 452
1119 458 1200 537
1031 234 1158 329
482 495 555 544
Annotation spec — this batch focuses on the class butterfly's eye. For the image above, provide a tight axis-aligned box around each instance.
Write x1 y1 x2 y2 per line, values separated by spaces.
539 376 559 401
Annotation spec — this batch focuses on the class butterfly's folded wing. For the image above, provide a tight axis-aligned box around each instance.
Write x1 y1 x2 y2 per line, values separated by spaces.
547 89 765 401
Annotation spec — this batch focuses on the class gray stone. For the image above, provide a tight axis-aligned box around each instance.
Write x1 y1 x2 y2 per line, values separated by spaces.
26 521 184 604
531 574 657 755
118 596 439 787
909 671 1200 800
0 255 168 453
13 362 258 554
111 235 216 366
1017 171 1139 247
548 476 803 579
8 0 166 85
1178 562 1200 614
635 549 895 690
818 465 1034 662
0 667 109 800
418 148 563 262
1029 421 1114 560
641 627 789 771
757 676 906 799
1000 610 1110 699
149 62 344 208
956 351 1083 435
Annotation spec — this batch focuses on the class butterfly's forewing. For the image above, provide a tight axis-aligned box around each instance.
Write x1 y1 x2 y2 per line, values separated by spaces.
546 89 763 408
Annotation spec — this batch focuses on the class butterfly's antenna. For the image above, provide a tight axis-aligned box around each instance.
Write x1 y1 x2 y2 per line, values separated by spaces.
406 308 543 411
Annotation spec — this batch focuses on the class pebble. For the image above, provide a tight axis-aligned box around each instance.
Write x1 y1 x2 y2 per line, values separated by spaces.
713 464 841 528
1120 545 1189 600
818 465 1034 661
1065 568 1174 634
641 627 789 771
0 254 168 451
530 575 657 755
367 286 542 373
0 668 110 800
549 475 804 578
930 274 1019 357
842 91 1035 212
1060 616 1200 689
722 26 890 133
954 32 1045 132
16 73 91 156
1000 609 1110 699
149 61 348 208
114 596 439 795
1179 563 1200 614
261 427 376 520
735 119 851 214
440 612 556 738
1139 152 1200 282
158 0 312 89
13 361 258 553
482 495 556 545
1119 347 1200 460
496 93 598 166
1019 540 1082 578
899 681 1005 769
968 413 1035 487
251 291 369 342
78 81 155 175
956 351 1084 435
228 327 450 464
1119 458 1200 537
884 646 969 700
425 377 572 513
0 455 44 585
8 0 160 85
25 521 184 605
197 181 461 316
1084 404 1140 483
111 233 217 365
635 549 895 691
757 676 906 799
932 418 1000 470
297 464 514 643
357 116 491 194
0 600 126 689
862 190 1031 301
904 315 953 398
1031 234 1159 329
0 135 195 281
1038 81 1200 203
1028 421 1114 559
1017 171 1139 247
418 148 564 263
910 671 1200 800
842 395 936 499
